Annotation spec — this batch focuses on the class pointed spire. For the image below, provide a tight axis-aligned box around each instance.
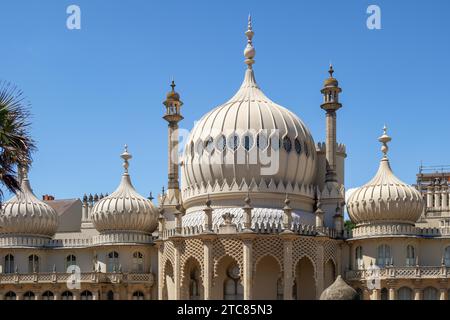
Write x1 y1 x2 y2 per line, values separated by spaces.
378 125 392 159
120 144 132 174
244 14 255 68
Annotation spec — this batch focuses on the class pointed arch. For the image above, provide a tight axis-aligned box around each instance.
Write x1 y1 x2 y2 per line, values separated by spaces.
253 255 282 300
294 255 316 300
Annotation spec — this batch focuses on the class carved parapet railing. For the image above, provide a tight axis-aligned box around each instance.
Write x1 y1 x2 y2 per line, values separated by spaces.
0 272 154 285
345 266 449 281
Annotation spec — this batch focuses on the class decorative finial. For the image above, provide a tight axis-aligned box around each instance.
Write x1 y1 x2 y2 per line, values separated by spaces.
378 125 392 159
170 77 176 92
120 144 132 173
244 14 255 68
328 64 334 78
148 191 154 201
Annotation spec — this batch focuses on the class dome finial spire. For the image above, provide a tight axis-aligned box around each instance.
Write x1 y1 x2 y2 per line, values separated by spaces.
378 125 392 159
120 144 132 174
244 14 255 68
328 63 334 78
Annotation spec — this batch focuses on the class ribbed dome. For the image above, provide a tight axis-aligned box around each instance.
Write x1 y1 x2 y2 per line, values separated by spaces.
181 17 317 207
0 168 58 238
91 146 158 234
320 275 359 300
347 128 424 226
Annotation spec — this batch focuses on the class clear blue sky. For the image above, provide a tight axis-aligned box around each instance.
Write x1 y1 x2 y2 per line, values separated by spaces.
0 0 449 201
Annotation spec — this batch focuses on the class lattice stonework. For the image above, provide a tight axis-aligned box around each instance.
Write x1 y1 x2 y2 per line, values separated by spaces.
161 241 175 277
323 240 338 266
292 237 318 276
252 236 284 273
180 238 205 286
213 238 243 278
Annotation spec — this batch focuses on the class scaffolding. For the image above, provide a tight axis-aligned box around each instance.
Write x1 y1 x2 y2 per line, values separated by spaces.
416 164 450 194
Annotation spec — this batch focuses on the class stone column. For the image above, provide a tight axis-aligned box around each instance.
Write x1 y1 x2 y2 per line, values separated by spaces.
388 287 396 300
157 242 164 300
173 238 182 300
427 184 434 208
316 242 325 299
54 291 60 300
442 183 449 210
439 287 448 300
92 290 98 300
325 111 338 181
434 185 441 209
372 288 380 300
242 235 255 300
414 288 422 300
280 233 295 300
202 236 215 300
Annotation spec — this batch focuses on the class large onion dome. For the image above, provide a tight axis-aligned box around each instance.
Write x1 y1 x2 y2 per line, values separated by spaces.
92 146 158 234
181 16 317 210
347 127 424 227
0 167 58 238
320 275 359 300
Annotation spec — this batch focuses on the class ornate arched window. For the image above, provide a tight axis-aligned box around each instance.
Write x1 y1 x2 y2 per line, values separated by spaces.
397 287 412 300
4 254 14 274
5 291 16 300
227 134 239 151
132 291 145 300
423 287 438 300
61 291 73 300
107 251 119 272
242 133 254 151
28 254 39 273
223 263 243 300
444 246 450 267
42 291 54 300
66 254 77 270
215 135 226 152
270 135 280 151
355 246 363 269
23 291 35 300
376 244 391 267
81 290 93 300
283 136 292 153
380 288 388 300
256 132 268 150
189 268 201 300
204 137 214 154
132 252 144 272
107 290 114 300
406 245 415 266
294 138 302 155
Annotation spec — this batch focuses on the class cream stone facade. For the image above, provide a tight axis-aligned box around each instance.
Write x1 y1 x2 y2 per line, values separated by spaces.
0 16 448 300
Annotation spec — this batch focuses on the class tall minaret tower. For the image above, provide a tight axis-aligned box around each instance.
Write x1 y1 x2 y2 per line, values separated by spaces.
162 80 183 215
320 65 342 184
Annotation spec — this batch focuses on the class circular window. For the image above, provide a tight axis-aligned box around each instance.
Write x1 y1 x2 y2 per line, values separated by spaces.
196 140 204 155
227 134 239 151
242 133 254 151
257 132 268 149
215 135 226 152
270 135 281 151
294 138 302 155
283 136 292 153
204 137 214 154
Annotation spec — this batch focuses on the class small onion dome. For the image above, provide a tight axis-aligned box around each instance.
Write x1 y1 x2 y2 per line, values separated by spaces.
324 65 338 87
92 146 158 234
0 167 58 238
320 275 359 300
165 80 180 102
347 127 424 226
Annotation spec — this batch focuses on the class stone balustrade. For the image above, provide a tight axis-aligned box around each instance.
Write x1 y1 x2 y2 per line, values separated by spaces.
345 266 448 281
0 272 154 285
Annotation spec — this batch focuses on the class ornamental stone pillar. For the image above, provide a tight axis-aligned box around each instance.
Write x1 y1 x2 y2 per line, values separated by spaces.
156 241 164 300
202 235 215 300
242 235 255 300
316 241 325 299
440 288 448 300
388 287 396 300
372 288 380 300
280 233 296 300
54 291 60 300
414 288 422 300
173 238 182 300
